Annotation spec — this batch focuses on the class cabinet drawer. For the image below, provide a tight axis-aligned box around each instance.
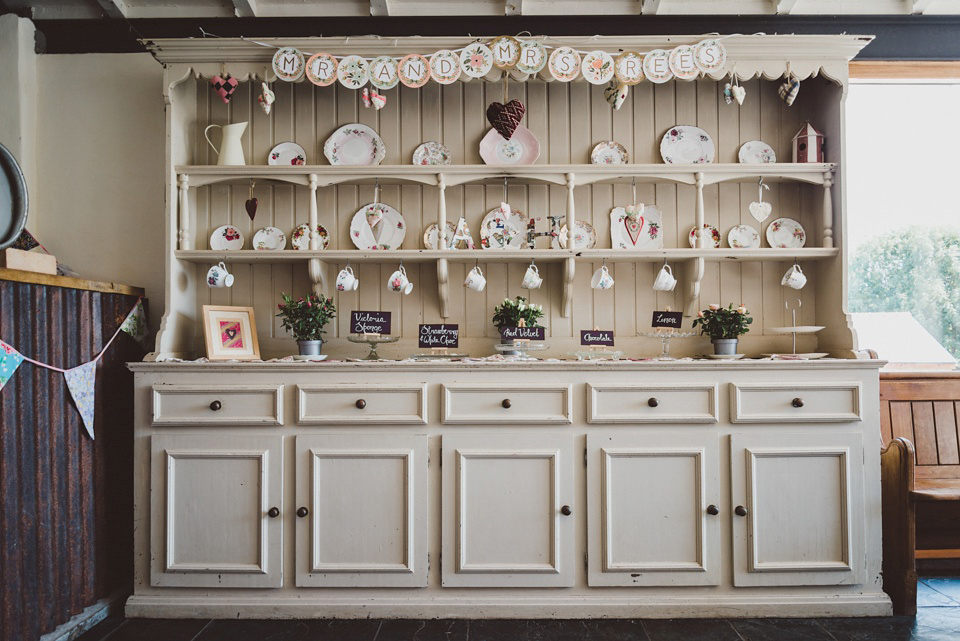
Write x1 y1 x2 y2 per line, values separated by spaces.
297 385 427 425
730 382 862 423
587 384 718 424
151 385 283 426
442 384 572 424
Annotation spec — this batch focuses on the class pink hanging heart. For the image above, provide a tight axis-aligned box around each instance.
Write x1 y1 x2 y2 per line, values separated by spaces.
211 75 238 104
366 204 384 229
486 99 526 140
624 216 644 246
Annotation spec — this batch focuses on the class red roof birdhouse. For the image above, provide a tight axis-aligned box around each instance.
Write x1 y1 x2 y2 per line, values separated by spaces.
792 123 824 163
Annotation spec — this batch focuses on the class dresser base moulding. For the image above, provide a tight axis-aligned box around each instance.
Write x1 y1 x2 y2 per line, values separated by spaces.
125 593 891 619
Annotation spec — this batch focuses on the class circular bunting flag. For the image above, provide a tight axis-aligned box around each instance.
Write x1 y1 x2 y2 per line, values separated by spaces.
516 40 547 75
430 50 462 84
615 52 645 85
273 47 305 82
549 46 581 82
669 45 699 80
398 54 431 88
489 36 521 69
460 42 493 78
305 53 338 86
337 55 369 90
369 56 400 90
643 49 673 84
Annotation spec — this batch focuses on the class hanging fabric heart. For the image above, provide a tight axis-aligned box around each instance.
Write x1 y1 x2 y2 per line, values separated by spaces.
245 181 258 220
723 83 733 105
749 179 772 223
731 84 746 105
258 82 275 115
624 216 645 246
370 89 387 110
211 75 239 104
603 82 629 110
625 203 645 221
486 99 526 140
779 74 800 106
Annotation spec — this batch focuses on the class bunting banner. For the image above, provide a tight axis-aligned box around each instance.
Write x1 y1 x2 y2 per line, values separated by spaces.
64 361 97 440
0 340 24 391
120 299 149 349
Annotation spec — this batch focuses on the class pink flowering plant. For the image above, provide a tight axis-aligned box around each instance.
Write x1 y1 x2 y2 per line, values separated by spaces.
277 292 336 341
692 303 753 339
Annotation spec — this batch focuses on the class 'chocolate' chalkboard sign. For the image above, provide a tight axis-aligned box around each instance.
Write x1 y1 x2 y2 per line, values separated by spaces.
580 329 615 346
419 324 459 348
500 326 546 341
351 311 392 334
651 311 684 329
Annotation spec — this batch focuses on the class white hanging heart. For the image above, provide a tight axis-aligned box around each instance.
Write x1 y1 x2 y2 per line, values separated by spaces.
366 204 384 229
731 84 746 105
749 201 772 223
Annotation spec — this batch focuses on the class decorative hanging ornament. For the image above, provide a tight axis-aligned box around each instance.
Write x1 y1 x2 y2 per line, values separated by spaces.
749 178 772 223
398 53 431 88
258 82 275 114
370 89 387 110
516 40 547 75
451 216 476 250
305 53 338 86
615 52 645 85
460 42 493 79
362 87 372 108
490 36 521 69
730 70 746 105
272 47 305 82
779 65 800 106
487 99 525 140
604 81 629 110
369 56 400 90
430 50 462 84
245 180 258 221
723 83 733 105
338 55 370 90
581 50 615 85
548 46 581 82
210 74 238 104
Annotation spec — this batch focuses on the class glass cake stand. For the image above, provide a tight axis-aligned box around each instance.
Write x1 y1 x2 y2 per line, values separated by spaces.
640 331 698 361
347 334 399 360
493 342 548 360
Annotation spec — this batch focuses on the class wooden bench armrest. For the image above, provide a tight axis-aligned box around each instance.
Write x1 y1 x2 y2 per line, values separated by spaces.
881 437 917 615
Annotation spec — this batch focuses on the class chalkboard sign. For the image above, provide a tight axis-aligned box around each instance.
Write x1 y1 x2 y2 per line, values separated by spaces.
419 324 459 348
500 326 546 341
580 329 615 347
651 311 684 329
351 311 392 334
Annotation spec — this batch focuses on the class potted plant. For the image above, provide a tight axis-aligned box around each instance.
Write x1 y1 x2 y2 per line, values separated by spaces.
693 303 753 355
492 296 544 355
277 292 336 356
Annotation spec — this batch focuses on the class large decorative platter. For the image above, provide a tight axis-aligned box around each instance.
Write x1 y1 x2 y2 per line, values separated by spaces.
559 220 597 250
323 124 386 166
292 224 329 250
479 126 540 165
660 126 715 164
688 224 721 248
738 140 777 164
423 222 457 250
610 205 662 250
350 203 406 250
210 225 243 250
765 218 806 249
479 206 528 249
413 141 451 166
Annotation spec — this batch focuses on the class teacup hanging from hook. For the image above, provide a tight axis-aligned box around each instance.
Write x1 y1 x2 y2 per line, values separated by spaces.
749 177 772 224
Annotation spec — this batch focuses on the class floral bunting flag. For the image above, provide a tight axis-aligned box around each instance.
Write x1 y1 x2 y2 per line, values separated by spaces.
120 299 148 349
0 340 24 391
64 361 97 440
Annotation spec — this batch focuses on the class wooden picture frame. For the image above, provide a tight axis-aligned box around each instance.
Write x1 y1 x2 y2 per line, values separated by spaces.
202 305 260 361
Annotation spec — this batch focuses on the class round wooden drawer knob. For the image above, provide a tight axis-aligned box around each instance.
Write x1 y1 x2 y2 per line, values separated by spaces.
267 507 280 518
706 504 719 516
560 505 572 516
297 507 309 518
792 397 804 408
735 505 748 517
502 399 512 409
209 400 222 411
648 397 659 408
356 399 366 409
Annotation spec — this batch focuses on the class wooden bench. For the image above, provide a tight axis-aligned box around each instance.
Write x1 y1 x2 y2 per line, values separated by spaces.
880 373 960 615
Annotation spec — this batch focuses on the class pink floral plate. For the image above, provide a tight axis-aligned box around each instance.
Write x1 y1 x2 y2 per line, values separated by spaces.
291 224 329 250
559 220 597 250
210 225 244 250
610 205 662 250
688 224 721 248
268 142 306 166
479 125 540 165
323 124 386 166
765 218 806 249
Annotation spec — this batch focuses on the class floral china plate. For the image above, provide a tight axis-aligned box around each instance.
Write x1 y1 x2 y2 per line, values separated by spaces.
727 224 760 249
765 218 806 249
210 225 244 250
423 222 457 249
738 140 777 164
412 141 451 166
660 125 715 164
610 205 662 250
253 226 286 250
479 205 528 249
350 203 406 250
591 141 628 165
268 142 306 166
323 124 386 166
291 224 329 250
479 126 540 165
558 220 597 250
689 224 721 248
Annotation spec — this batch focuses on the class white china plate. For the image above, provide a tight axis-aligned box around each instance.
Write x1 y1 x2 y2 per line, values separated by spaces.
291 224 329 250
252 226 286 250
559 220 597 250
707 353 746 360
479 206 528 249
323 124 386 166
767 326 826 334
610 205 663 250
591 141 628 165
689 224 721 248
727 224 760 249
479 125 540 165
210 225 244 250
766 218 806 249
293 354 328 361
423 222 457 249
762 353 829 360
349 203 406 250
268 142 306 166
738 140 776 164
660 125 715 164
412 141 451 166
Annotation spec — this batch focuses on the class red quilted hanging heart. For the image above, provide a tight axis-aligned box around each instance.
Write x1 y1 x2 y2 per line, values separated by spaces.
624 216 644 246
486 99 526 140
211 75 239 104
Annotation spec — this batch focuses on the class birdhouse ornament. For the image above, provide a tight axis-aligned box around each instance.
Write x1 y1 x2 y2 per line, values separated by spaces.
792 122 825 163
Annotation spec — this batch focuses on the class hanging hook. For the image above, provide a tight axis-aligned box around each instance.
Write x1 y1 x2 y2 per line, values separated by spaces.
631 176 637 205
374 177 380 205
503 177 508 203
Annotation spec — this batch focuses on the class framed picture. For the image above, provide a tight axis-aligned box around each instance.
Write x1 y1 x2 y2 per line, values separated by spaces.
202 305 260 361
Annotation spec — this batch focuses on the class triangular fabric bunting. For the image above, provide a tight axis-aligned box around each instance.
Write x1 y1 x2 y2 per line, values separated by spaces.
64 361 97 440
0 340 24 391
120 299 148 348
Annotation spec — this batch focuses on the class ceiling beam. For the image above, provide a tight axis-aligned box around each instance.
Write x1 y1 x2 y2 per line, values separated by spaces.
94 0 128 19
231 0 259 18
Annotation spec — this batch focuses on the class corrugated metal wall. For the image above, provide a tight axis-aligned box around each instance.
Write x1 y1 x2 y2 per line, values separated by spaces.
0 278 143 641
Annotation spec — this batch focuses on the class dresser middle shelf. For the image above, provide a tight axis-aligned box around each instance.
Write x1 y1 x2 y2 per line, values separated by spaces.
175 248 839 265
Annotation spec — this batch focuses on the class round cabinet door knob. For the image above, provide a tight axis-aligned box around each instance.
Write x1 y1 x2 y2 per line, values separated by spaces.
267 507 280 518
502 399 512 409
296 507 309 518
560 505 572 516
355 399 366 409
209 400 222 411
648 397 659 408
706 504 719 516
735 505 748 517
792 397 804 408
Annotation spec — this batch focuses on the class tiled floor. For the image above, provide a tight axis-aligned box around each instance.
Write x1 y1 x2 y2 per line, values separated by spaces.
77 580 960 641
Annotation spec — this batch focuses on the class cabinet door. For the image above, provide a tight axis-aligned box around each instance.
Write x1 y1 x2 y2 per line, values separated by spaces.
730 432 865 586
442 433 575 587
587 432 721 586
295 434 428 587
150 434 283 588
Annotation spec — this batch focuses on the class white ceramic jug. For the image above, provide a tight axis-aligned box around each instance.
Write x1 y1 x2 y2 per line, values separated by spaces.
204 122 247 166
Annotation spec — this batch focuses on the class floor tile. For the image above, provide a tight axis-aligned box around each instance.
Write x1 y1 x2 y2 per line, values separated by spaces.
815 616 917 641
103 618 211 641
731 618 835 641
374 619 471 641
918 581 960 608
912 607 960 639
73 617 127 641
921 579 960 606
641 619 741 641
193 619 313 641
